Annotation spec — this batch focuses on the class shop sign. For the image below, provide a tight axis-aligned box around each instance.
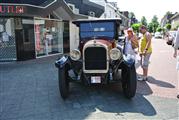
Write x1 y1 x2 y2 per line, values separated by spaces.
0 5 24 14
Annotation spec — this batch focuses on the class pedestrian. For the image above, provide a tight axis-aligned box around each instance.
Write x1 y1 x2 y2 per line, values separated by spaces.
124 28 139 60
172 28 179 98
138 25 152 81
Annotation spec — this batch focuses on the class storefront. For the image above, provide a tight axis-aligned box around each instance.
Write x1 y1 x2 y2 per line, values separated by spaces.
0 2 70 61
34 18 65 58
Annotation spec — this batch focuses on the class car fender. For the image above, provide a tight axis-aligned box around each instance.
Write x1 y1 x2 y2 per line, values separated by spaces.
55 55 71 69
122 55 135 67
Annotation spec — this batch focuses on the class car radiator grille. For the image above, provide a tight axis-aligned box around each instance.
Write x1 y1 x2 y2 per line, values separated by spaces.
84 47 107 70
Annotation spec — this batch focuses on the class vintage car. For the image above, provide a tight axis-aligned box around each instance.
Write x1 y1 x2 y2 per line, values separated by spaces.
55 18 137 99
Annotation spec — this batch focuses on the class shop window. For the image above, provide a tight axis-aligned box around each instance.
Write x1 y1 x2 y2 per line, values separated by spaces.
0 18 16 61
34 18 64 57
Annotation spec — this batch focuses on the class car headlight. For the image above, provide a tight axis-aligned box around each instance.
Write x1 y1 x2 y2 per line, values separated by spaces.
110 48 121 60
70 49 81 61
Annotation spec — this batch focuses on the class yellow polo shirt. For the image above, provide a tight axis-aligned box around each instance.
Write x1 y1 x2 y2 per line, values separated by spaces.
139 32 152 54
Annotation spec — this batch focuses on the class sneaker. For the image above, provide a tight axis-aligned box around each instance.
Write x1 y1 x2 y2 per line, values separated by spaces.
143 76 148 81
137 76 144 81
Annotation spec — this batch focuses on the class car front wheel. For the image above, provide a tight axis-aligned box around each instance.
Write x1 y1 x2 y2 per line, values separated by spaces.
58 66 70 99
122 64 137 99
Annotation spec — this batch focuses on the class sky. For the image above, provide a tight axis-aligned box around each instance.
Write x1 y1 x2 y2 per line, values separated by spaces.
108 0 179 22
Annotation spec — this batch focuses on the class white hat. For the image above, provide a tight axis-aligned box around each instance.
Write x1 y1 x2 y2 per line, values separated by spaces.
127 28 133 32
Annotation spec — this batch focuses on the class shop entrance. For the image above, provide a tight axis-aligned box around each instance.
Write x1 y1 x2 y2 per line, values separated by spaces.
15 18 35 61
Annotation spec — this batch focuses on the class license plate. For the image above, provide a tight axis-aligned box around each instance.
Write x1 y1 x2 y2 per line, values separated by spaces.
91 76 101 83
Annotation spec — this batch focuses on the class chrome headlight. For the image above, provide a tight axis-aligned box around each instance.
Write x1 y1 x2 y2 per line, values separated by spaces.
70 49 81 61
110 48 121 60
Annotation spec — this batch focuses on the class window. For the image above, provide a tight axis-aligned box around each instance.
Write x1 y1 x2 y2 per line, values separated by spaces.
80 22 115 40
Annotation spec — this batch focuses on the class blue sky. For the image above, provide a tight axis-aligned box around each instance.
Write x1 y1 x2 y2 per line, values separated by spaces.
108 0 179 22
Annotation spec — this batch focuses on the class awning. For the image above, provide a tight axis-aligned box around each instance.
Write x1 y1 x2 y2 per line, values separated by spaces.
0 0 88 20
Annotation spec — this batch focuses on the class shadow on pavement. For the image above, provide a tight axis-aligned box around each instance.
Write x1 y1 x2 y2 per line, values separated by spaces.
137 81 153 95
60 83 157 119
147 76 175 88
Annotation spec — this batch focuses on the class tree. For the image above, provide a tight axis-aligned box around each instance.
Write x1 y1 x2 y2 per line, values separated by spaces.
147 22 153 33
129 12 135 19
151 15 159 32
165 11 172 16
129 12 138 24
156 27 164 32
176 25 179 29
132 23 142 33
141 16 147 26
165 23 171 30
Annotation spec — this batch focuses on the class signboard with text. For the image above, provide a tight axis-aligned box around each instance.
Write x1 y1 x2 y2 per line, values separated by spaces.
0 5 25 14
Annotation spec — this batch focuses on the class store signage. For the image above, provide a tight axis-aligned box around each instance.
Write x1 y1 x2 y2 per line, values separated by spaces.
0 5 24 14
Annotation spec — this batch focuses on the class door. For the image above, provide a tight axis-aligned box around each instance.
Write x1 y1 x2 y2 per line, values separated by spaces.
15 18 35 61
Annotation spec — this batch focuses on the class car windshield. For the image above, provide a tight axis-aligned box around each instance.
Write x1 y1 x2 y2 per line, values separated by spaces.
80 22 115 40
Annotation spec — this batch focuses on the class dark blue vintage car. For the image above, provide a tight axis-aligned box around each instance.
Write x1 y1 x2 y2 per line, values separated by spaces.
55 18 137 99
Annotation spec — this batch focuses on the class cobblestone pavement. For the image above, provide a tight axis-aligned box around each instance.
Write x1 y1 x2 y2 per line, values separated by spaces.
0 39 178 120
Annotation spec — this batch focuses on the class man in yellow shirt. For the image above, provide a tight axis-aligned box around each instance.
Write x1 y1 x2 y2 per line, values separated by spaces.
138 25 152 81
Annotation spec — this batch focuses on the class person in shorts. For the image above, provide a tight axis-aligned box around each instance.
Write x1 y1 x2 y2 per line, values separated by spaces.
138 25 152 81
173 28 179 98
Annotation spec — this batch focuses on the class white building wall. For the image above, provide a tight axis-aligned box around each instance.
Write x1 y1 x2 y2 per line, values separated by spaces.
171 17 179 29
70 22 79 51
100 3 118 18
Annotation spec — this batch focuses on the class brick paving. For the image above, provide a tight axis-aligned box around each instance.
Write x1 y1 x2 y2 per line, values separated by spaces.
0 39 178 120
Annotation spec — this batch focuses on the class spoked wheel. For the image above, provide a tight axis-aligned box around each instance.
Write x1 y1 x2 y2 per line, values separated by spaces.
122 64 137 99
58 65 70 99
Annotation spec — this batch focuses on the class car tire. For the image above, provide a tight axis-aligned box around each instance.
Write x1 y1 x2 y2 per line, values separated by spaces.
58 66 69 99
122 64 137 99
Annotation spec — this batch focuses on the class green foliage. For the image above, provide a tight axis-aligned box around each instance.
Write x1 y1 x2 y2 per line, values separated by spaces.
150 15 159 32
151 15 159 23
147 22 153 33
129 12 135 19
177 24 179 29
141 16 147 26
156 27 164 32
165 23 171 30
165 11 172 16
132 23 142 33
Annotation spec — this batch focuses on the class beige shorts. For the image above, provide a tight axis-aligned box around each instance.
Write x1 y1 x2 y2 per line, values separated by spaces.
141 53 151 69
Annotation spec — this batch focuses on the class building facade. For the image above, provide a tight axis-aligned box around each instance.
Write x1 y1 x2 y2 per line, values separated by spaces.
160 13 175 28
90 0 130 31
0 0 87 61
169 12 179 30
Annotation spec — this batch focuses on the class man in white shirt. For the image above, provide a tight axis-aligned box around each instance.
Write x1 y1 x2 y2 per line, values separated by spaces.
173 28 179 58
173 28 179 98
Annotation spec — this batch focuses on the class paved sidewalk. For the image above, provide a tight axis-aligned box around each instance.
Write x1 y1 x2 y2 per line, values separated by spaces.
0 55 178 120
